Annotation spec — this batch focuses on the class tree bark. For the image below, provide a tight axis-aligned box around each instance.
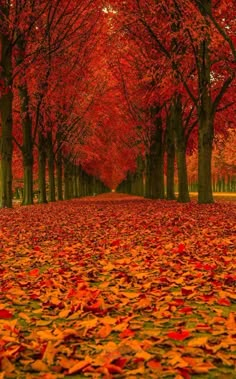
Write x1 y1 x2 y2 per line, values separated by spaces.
47 131 56 202
166 109 176 200
198 35 214 203
20 85 34 206
38 131 47 203
0 9 13 208
146 108 165 199
173 97 190 202
56 151 63 200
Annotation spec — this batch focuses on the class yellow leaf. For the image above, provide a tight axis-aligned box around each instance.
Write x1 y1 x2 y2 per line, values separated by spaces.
58 308 71 318
121 292 139 299
104 262 116 271
101 316 117 325
127 365 145 375
68 357 92 374
78 318 98 329
58 357 77 369
2 336 18 343
31 360 49 372
62 329 79 338
36 320 52 326
225 312 236 331
216 352 234 366
135 350 153 361
18 312 31 323
50 297 61 306
42 341 57 366
120 339 141 352
192 362 215 374
68 310 83 320
101 341 117 352
136 297 151 309
187 337 208 347
36 331 57 341
175 277 184 284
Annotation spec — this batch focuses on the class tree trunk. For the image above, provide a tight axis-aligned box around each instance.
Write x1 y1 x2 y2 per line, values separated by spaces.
64 159 73 200
47 131 55 202
56 151 63 200
197 2 214 204
147 110 165 199
0 19 13 208
144 155 151 198
20 85 34 206
38 131 47 203
173 97 190 202
166 109 176 200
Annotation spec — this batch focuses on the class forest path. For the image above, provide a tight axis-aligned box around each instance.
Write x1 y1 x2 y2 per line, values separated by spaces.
0 197 235 378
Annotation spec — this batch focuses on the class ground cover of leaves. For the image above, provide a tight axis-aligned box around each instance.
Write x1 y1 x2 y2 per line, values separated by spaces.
0 194 235 379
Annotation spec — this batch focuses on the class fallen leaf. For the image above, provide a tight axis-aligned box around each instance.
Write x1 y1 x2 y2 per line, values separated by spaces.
68 357 93 374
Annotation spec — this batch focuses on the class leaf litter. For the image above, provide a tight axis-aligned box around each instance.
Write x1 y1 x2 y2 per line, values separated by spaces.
0 194 235 378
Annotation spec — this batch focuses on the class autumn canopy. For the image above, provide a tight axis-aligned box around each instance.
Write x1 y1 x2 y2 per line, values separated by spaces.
0 0 235 207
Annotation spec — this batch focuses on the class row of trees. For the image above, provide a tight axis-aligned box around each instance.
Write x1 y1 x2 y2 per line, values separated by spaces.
105 0 235 203
0 0 109 207
0 0 235 207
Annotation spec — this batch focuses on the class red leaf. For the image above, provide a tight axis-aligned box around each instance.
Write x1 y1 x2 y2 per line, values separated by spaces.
29 268 40 276
178 243 185 253
0 309 13 319
179 306 193 314
181 288 193 296
119 329 135 338
111 239 121 247
167 330 190 341
218 298 231 306
178 368 191 379
112 357 127 369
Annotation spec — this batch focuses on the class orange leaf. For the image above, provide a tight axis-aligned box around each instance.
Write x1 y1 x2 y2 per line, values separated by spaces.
97 324 112 338
68 357 93 374
147 359 162 370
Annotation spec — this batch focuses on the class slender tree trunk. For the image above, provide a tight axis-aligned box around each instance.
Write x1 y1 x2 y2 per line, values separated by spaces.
173 97 190 202
64 159 73 200
76 166 80 197
148 110 165 199
136 155 144 196
145 155 151 198
166 109 176 200
0 19 13 208
47 131 55 202
38 131 47 203
197 3 214 204
56 152 63 200
20 85 34 206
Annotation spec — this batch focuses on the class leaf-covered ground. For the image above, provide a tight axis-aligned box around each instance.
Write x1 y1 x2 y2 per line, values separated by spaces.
0 194 235 379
